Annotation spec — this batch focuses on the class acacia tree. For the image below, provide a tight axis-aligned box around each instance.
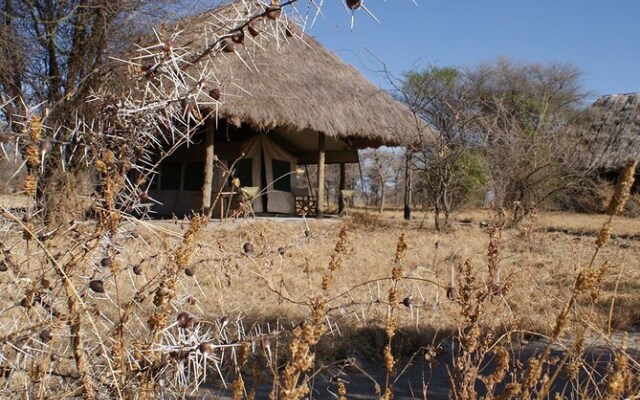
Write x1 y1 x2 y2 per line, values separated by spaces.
399 59 590 228
401 66 485 230
0 2 431 398
469 58 591 214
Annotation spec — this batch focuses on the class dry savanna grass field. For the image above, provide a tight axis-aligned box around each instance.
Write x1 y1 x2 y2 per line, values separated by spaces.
142 208 640 335
1 195 640 399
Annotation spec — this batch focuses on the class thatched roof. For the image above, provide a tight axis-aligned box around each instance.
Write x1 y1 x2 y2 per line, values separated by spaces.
581 93 640 170
169 1 422 148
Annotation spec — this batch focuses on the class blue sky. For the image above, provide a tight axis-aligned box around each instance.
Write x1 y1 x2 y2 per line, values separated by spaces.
304 0 640 102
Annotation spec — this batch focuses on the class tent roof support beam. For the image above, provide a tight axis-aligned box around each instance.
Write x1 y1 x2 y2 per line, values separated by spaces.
317 133 326 219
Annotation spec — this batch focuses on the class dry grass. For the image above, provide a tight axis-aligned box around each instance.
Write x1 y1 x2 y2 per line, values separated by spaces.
155 210 640 334
0 206 640 396
457 208 640 237
2 203 640 398
0 194 30 210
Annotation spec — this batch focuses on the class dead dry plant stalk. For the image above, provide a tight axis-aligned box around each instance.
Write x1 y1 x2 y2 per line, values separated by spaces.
606 159 638 216
604 342 632 400
23 117 42 198
279 226 352 398
448 224 517 400
65 280 97 400
484 347 510 395
279 297 327 400
138 215 204 398
322 225 349 291
94 152 131 391
509 262 601 399
506 159 637 400
381 233 408 399
451 260 484 400
232 342 251 400
337 381 347 400
2 204 128 398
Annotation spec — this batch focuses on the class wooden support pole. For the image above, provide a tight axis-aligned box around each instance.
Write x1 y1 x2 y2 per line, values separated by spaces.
202 121 215 217
338 163 346 215
316 133 326 218
404 150 412 220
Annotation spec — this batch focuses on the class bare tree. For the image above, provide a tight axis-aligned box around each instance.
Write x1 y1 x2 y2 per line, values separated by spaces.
400 66 486 230
0 0 200 221
397 59 590 228
360 148 403 212
469 58 591 215
0 0 195 111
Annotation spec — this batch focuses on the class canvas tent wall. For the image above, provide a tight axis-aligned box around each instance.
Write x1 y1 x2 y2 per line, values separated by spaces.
239 135 297 214
145 142 229 217
145 131 297 216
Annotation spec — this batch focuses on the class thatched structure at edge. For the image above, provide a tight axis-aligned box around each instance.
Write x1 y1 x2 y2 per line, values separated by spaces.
174 0 424 148
582 93 640 171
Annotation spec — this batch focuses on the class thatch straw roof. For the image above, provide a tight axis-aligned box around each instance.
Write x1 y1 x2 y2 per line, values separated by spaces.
582 93 640 170
170 1 422 148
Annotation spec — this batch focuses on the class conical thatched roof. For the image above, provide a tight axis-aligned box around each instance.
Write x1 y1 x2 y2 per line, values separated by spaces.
170 1 422 148
582 93 640 170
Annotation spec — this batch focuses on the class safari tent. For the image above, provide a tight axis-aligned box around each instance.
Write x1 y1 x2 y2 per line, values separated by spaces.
146 0 422 218
149 132 299 216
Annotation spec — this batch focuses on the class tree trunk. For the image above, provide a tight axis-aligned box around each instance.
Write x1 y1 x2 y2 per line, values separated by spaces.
434 201 441 231
404 152 412 220
442 186 451 228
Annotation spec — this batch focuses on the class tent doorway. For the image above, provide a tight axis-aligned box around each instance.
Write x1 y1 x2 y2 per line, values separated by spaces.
239 135 297 214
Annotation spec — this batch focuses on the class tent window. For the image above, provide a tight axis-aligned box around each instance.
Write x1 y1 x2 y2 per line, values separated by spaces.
160 161 182 190
234 158 253 187
184 162 205 191
272 159 291 192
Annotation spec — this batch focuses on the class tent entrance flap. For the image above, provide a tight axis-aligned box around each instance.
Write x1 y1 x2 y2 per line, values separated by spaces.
240 135 297 214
